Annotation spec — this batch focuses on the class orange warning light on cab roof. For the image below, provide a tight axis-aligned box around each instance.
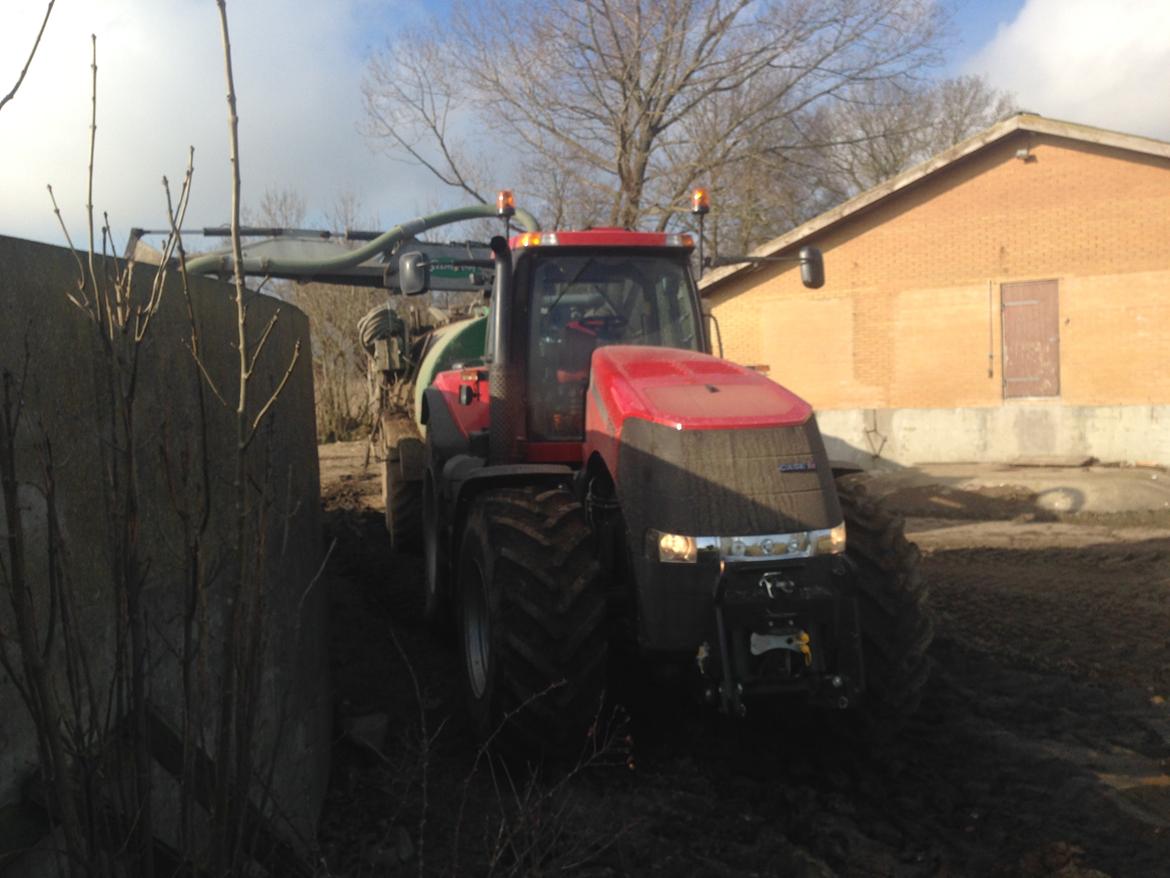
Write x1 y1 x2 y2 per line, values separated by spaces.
496 189 516 217
691 187 710 215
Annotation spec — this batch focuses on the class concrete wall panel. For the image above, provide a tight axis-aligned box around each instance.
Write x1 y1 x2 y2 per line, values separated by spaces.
819 404 1170 467
0 236 329 858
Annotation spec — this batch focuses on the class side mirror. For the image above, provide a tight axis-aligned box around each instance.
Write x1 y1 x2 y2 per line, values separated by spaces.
703 309 724 359
799 246 824 289
398 251 430 296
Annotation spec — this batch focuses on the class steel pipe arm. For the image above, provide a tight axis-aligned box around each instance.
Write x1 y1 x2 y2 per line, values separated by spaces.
185 202 539 277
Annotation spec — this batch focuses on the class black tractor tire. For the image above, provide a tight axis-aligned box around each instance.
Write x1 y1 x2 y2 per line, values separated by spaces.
382 439 423 553
457 486 608 758
835 474 933 737
421 467 452 634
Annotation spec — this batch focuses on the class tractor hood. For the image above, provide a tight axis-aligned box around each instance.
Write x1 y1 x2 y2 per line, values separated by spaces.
588 346 812 431
583 344 840 574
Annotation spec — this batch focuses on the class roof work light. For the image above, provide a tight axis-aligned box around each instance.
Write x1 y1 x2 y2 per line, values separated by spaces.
514 231 559 248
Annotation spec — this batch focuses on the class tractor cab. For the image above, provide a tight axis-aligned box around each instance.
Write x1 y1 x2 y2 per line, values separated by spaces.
509 230 704 443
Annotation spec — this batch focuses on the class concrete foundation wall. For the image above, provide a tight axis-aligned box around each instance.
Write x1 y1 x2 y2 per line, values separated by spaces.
818 404 1170 468
0 236 329 861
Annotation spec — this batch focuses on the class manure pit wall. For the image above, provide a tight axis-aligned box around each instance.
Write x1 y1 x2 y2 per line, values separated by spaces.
0 235 328 867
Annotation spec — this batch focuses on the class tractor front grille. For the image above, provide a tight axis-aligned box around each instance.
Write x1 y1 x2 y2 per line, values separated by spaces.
617 416 840 537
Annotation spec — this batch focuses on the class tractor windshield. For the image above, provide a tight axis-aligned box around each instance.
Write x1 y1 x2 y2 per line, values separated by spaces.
527 251 702 441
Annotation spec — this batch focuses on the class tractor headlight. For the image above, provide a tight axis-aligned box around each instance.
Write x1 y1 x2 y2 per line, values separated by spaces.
714 523 845 561
647 530 698 564
814 522 847 555
647 523 845 564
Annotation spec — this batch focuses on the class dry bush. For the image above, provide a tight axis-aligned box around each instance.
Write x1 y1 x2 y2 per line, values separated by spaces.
286 282 383 443
0 8 317 875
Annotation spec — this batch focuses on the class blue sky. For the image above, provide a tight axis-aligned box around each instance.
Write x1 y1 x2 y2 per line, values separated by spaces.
949 0 1027 65
1 0 1167 247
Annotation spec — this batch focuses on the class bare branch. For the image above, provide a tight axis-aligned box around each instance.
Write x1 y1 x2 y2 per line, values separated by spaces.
164 147 231 411
86 35 100 321
296 538 335 617
0 1 55 114
244 340 301 448
46 184 88 307
360 36 488 203
213 4 262 865
182 342 228 407
245 310 280 378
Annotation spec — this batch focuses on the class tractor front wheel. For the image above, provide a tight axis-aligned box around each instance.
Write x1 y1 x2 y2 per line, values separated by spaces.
457 486 608 757
836 474 933 738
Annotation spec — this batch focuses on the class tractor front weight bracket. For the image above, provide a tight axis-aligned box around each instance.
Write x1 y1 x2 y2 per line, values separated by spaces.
702 558 865 716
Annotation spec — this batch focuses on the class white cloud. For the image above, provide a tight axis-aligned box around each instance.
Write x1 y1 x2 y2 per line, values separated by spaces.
966 0 1170 139
0 1 450 247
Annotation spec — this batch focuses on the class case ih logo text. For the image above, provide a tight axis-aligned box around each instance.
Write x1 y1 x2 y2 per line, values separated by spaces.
779 461 818 472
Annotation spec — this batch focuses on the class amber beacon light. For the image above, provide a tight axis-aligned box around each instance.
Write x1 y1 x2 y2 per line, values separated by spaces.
496 189 516 218
691 187 710 215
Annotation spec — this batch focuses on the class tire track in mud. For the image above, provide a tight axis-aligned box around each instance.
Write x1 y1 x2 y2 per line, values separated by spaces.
614 631 1170 876
922 537 1170 696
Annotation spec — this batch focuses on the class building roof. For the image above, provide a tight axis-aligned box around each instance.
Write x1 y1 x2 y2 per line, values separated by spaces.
699 113 1170 294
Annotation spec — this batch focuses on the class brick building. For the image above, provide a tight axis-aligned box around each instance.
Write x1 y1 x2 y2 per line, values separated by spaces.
700 114 1170 466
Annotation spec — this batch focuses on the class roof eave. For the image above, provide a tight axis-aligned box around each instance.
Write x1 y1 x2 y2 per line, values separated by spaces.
698 113 1170 295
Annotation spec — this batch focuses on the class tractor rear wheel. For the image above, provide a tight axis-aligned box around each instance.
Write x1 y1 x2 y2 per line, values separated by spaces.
457 486 608 757
836 474 933 737
421 468 451 632
382 437 423 553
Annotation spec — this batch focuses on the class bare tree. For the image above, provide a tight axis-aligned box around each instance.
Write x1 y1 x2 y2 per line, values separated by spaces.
690 72 1016 253
254 187 307 231
0 1 55 114
362 31 491 205
931 74 1019 150
363 0 944 230
802 74 1018 201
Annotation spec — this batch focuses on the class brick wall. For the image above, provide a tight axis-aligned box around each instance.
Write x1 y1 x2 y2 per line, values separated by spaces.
707 132 1170 411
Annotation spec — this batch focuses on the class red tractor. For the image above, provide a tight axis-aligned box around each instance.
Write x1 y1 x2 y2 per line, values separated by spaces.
398 193 932 752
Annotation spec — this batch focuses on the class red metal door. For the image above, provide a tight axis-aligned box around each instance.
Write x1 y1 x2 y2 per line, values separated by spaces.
1001 280 1060 398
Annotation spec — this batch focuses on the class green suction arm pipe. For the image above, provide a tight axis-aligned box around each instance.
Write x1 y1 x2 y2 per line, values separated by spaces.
184 202 540 277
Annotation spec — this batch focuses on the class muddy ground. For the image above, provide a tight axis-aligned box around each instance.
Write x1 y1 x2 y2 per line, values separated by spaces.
315 442 1170 877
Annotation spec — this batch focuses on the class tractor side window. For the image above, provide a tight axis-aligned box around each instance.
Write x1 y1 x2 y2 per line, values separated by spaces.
527 253 700 441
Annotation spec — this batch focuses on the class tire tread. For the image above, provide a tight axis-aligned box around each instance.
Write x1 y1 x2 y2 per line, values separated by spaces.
461 486 608 756
836 474 934 735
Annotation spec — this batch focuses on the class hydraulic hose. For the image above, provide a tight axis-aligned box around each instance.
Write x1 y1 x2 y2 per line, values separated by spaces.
184 203 539 277
357 303 395 354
